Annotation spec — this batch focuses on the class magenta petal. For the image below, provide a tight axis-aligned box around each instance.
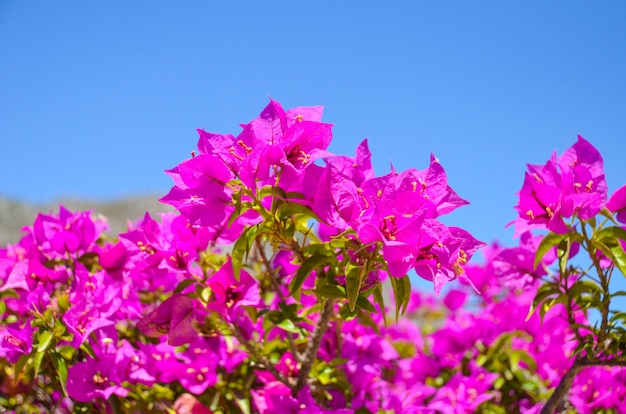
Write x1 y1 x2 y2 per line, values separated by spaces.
443 289 467 311
607 184 626 222
138 294 197 345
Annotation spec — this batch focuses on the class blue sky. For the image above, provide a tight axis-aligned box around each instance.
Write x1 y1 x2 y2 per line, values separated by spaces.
1 1 625 250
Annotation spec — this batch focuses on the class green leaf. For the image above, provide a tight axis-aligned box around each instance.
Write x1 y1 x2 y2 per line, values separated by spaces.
389 274 411 321
227 188 245 227
539 300 553 322
14 353 30 379
557 238 571 273
610 244 626 277
592 240 626 278
277 319 300 334
79 341 97 359
32 350 45 378
568 280 601 297
570 322 594 334
345 263 365 312
0 289 20 300
232 225 258 281
534 232 567 270
593 226 626 276
493 377 506 390
37 330 54 352
595 225 626 243
339 303 358 320
174 279 196 294
400 275 411 314
289 253 334 295
258 185 275 199
526 283 560 322
199 286 212 303
552 292 570 307
373 283 387 327
281 220 296 242
598 206 619 223
486 332 514 360
566 280 602 311
355 296 377 313
276 201 320 222
314 284 346 299
51 352 69 397
510 349 537 372
284 191 305 200
271 185 288 200
609 312 626 324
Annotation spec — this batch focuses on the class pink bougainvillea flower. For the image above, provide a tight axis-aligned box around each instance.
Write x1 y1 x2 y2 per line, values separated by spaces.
607 184 626 224
0 320 34 363
160 152 234 228
412 223 484 295
558 135 607 219
354 154 472 270
427 367 497 412
443 289 467 311
570 367 626 413
119 212 214 293
66 355 126 403
311 163 369 234
173 393 214 414
252 382 351 414
204 260 260 323
97 241 128 273
137 294 198 346
397 154 469 217
491 231 556 289
511 152 570 236
307 139 375 235
136 341 182 384
235 99 332 186
510 136 607 237
194 99 331 191
174 350 218 395
25 206 102 258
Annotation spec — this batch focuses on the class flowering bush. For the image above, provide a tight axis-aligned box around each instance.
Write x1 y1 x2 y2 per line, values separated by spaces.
1 99 625 413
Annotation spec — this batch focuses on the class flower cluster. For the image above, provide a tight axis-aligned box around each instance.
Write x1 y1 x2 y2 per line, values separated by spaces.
161 99 483 294
1 100 625 413
509 136 608 236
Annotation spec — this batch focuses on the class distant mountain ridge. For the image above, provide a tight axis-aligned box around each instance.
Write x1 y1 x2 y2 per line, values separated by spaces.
0 196 173 246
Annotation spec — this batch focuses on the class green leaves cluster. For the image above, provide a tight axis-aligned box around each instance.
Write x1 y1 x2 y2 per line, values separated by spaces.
531 211 626 379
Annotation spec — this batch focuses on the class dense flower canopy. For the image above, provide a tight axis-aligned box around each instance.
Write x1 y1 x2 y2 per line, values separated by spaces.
1 100 625 413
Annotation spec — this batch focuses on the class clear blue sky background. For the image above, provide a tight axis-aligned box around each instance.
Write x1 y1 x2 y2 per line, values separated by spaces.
1 1 625 252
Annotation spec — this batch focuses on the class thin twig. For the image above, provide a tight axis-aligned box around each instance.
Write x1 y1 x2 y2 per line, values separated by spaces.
253 238 302 361
293 298 335 396
581 358 626 367
228 322 294 387
540 356 582 414
254 238 287 303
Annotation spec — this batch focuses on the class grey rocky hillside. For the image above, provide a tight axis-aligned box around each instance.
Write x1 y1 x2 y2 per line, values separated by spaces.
0 196 173 246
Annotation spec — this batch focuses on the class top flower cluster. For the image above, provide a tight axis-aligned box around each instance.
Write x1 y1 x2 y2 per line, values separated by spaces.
160 99 483 293
509 135 626 236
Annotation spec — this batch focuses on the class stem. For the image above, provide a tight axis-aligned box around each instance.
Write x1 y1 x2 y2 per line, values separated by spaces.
293 298 335 396
254 239 286 302
565 281 585 349
228 322 293 387
582 227 612 345
540 357 582 414
253 238 302 361
582 358 626 367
